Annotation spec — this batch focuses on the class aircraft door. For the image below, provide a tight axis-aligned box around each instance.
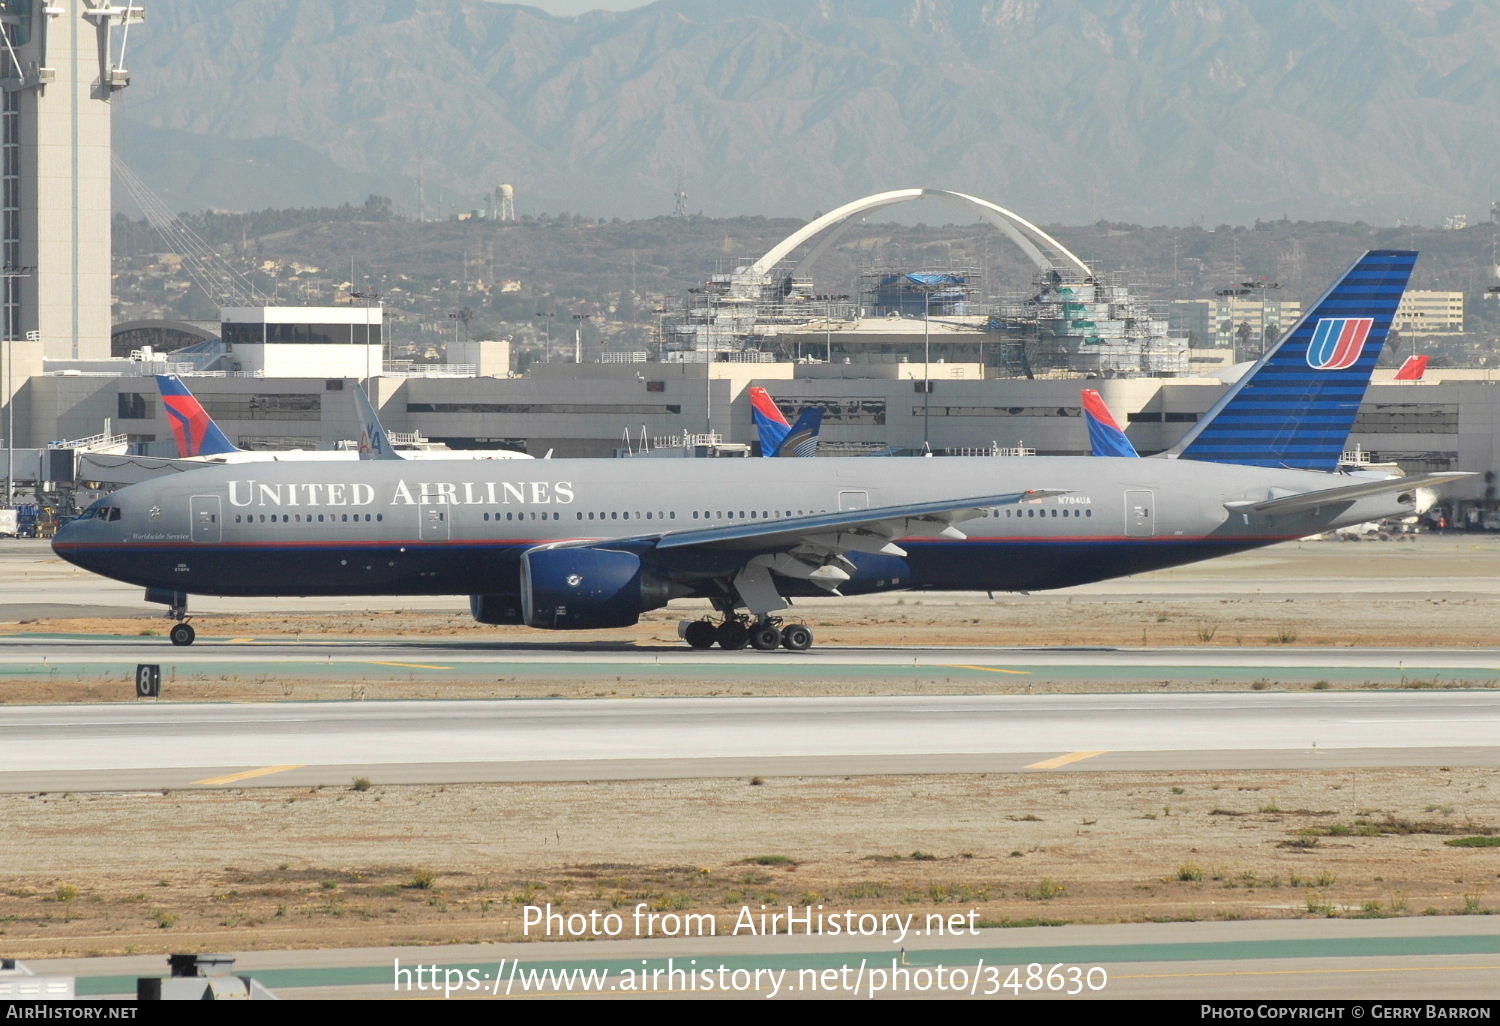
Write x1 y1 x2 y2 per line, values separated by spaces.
839 490 870 512
1125 489 1155 538
190 495 222 543
419 504 451 542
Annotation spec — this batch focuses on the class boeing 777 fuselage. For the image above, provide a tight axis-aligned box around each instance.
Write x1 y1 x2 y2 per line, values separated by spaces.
52 454 1453 648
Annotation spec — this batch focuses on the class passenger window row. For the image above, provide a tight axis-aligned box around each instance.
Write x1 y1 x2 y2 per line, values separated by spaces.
982 508 1093 519
233 513 385 524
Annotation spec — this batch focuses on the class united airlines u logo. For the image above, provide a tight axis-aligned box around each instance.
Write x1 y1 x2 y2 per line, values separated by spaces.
1306 318 1374 371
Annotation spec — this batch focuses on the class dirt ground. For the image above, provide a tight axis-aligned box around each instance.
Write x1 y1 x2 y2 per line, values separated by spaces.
1 535 1495 957
0 768 1494 958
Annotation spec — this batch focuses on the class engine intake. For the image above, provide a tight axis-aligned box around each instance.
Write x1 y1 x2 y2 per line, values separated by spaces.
521 547 670 630
469 593 524 626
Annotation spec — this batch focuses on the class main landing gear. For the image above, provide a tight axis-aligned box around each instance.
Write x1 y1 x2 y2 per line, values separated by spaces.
681 616 815 652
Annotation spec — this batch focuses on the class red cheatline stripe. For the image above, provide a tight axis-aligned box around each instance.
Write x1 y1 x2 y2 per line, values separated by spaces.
53 534 1305 552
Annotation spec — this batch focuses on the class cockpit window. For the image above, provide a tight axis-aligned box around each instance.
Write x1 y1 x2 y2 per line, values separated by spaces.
81 504 122 522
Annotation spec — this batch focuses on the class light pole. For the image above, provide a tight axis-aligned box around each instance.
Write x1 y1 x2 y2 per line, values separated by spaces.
923 289 932 449
571 313 591 364
2 265 36 507
1217 278 1280 359
351 289 382 381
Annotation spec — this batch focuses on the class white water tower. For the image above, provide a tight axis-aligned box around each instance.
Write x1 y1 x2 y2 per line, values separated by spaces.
496 184 516 222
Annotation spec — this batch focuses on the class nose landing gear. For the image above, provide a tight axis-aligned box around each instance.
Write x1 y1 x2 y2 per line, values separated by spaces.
146 589 196 646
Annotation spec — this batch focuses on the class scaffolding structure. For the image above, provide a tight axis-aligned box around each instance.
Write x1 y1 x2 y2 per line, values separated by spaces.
988 270 1189 377
659 258 856 363
860 264 982 318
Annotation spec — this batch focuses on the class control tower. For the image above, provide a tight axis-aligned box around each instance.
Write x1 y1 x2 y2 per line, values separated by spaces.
1 1 142 360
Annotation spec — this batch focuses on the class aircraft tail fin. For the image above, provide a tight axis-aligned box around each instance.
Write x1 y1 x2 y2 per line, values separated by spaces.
352 382 405 460
154 375 240 458
1170 250 1417 471
1393 354 1430 381
749 386 793 456
773 407 824 458
1081 389 1139 458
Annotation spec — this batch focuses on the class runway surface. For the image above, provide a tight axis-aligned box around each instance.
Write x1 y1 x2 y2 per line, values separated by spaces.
1 634 1494 687
25 917 1500 1000
1 691 1494 792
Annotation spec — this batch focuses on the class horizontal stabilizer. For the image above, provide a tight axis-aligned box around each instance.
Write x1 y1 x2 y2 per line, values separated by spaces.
1224 472 1474 518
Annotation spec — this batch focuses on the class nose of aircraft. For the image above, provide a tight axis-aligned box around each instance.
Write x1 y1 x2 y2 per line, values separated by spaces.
51 515 86 566
50 505 114 574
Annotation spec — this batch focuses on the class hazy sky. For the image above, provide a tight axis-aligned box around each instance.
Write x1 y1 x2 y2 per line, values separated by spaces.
517 0 650 14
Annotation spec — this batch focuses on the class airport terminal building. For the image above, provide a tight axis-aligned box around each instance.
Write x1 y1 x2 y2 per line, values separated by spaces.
17 340 1500 525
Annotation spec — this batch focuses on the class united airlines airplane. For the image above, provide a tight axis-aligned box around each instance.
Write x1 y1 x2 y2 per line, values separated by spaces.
54 252 1469 651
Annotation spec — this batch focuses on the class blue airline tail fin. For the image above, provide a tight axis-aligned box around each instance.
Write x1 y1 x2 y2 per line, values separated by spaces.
749 386 793 456
1170 250 1416 471
773 407 824 458
154 375 241 458
352 383 406 461
1081 389 1139 458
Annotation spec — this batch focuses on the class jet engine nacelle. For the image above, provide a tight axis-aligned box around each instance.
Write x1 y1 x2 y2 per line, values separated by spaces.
520 547 670 630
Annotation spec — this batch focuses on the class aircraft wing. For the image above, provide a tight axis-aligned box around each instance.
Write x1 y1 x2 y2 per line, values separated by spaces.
1224 472 1474 518
549 489 1065 557
535 488 1065 603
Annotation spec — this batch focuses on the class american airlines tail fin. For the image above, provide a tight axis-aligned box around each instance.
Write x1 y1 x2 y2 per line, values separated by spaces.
1169 250 1417 472
749 386 793 456
774 407 824 458
352 383 406 461
1393 355 1430 381
154 375 240 458
1081 389 1139 458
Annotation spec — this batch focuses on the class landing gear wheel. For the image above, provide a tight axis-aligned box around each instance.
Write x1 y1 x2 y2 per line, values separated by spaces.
716 621 749 650
780 624 813 652
684 621 718 650
169 623 196 647
749 624 783 651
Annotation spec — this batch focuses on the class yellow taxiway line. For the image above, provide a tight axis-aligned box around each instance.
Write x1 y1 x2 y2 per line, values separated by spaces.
193 765 304 786
943 664 1031 676
1025 750 1108 770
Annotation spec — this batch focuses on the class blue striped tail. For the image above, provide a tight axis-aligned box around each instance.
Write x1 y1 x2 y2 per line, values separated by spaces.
1173 250 1416 471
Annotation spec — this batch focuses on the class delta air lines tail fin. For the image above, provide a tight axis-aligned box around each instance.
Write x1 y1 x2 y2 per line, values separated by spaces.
1170 250 1416 471
1081 389 1139 458
750 386 793 456
154 375 240 458
1393 355 1430 381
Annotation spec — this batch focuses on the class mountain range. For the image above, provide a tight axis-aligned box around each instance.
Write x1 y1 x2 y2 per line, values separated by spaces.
114 0 1499 225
